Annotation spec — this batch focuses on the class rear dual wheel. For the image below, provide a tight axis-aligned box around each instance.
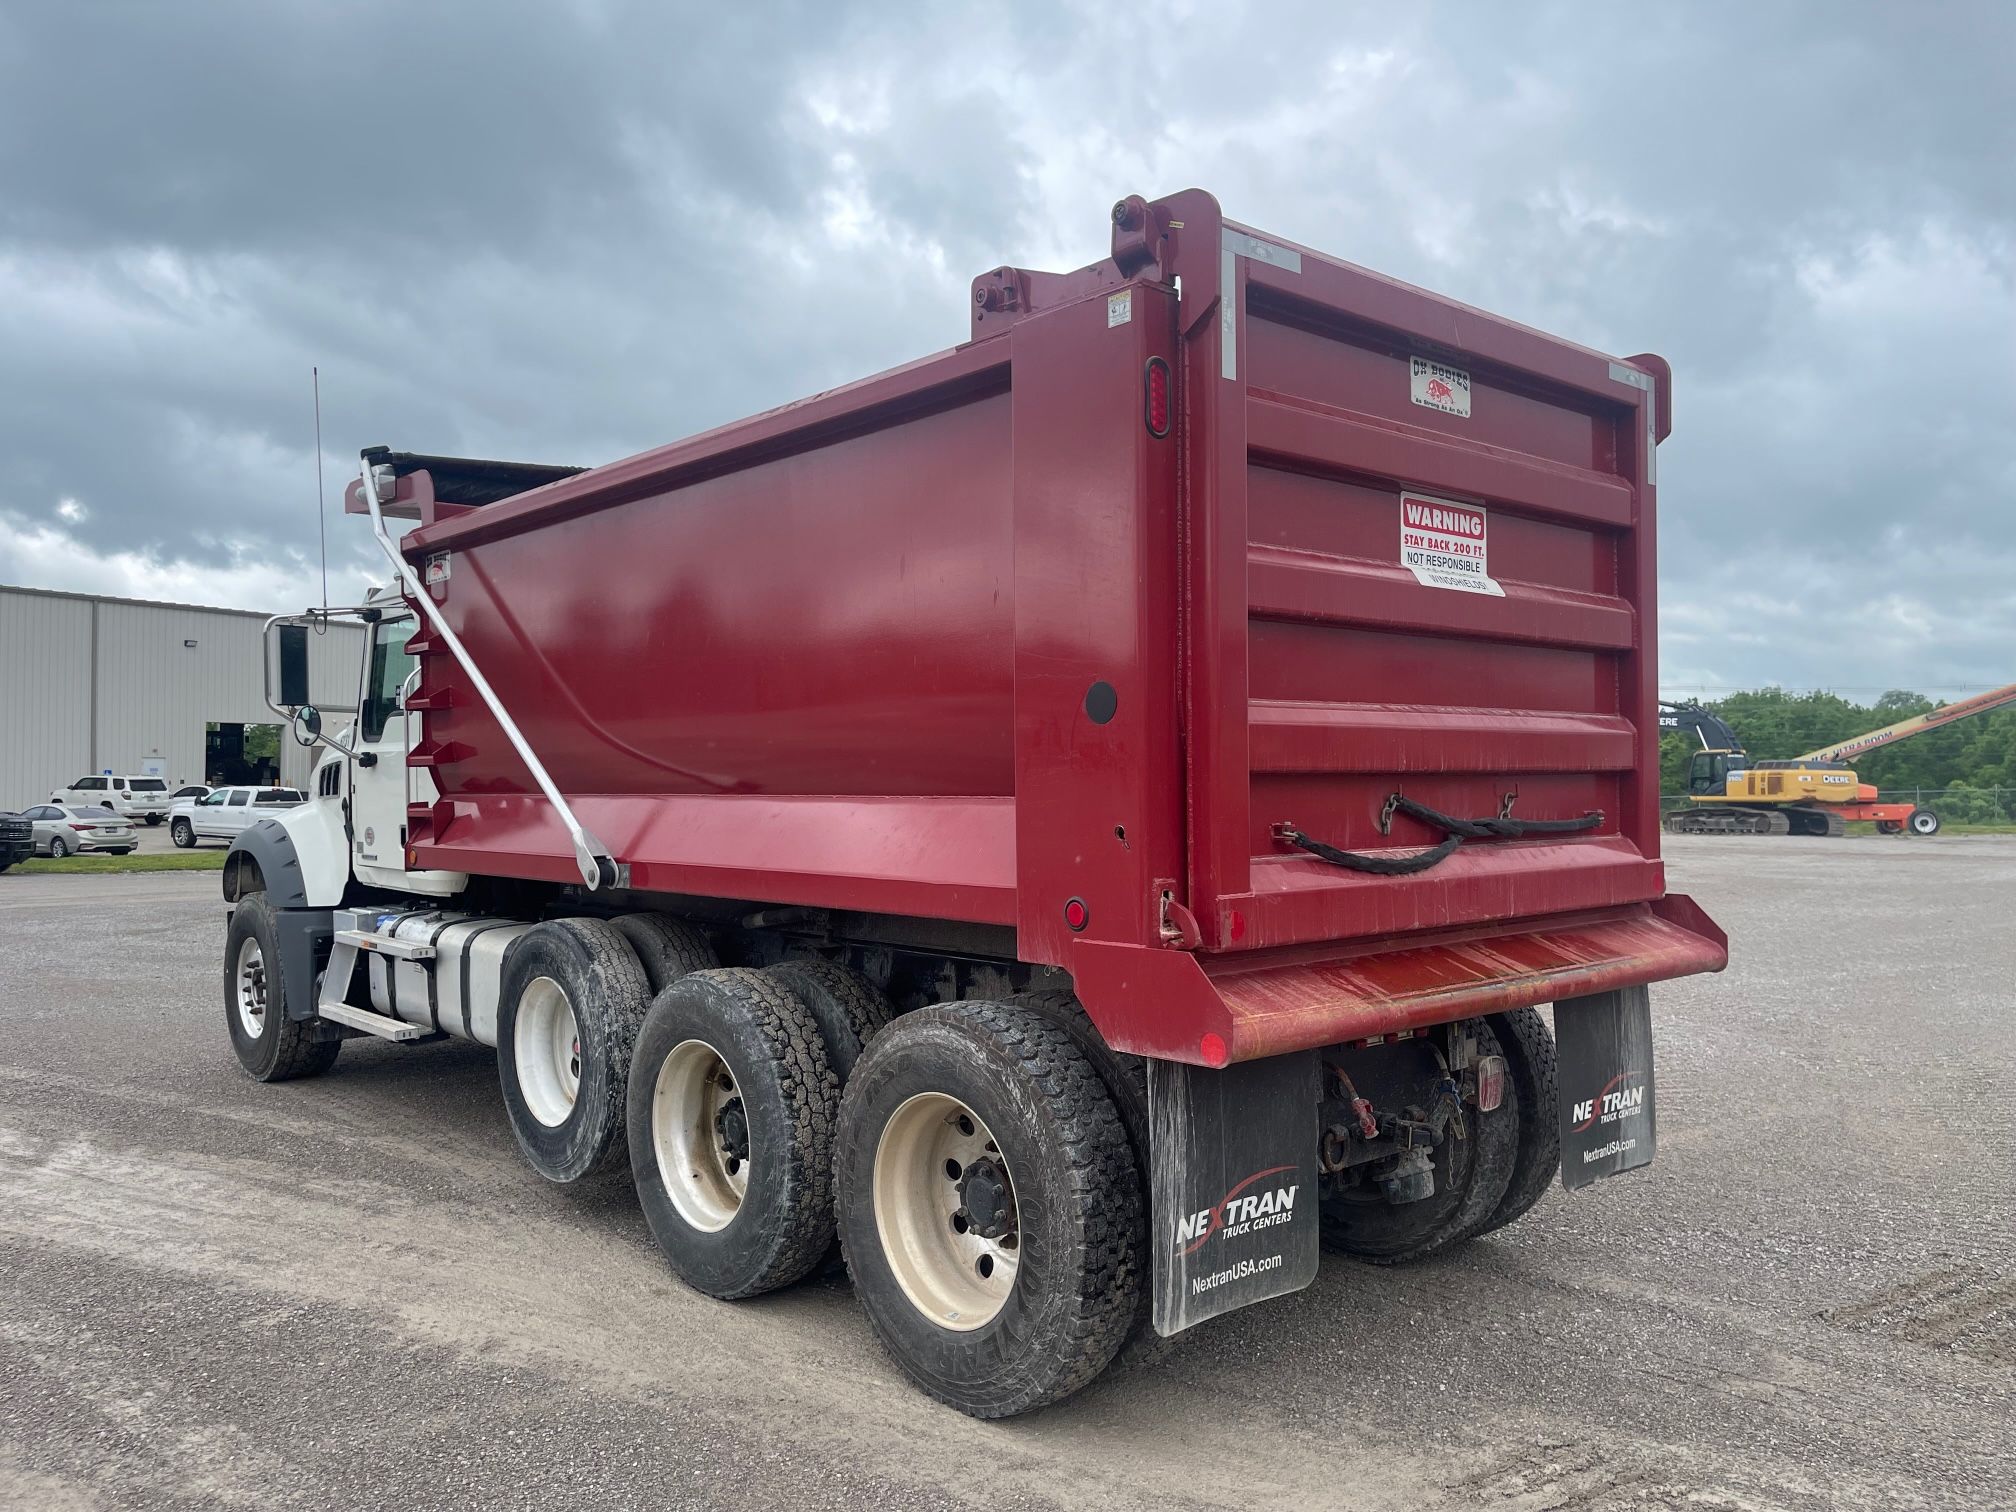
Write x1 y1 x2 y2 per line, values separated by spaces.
1319 1017 1522 1264
835 1001 1143 1418
496 918 653 1184
627 968 841 1298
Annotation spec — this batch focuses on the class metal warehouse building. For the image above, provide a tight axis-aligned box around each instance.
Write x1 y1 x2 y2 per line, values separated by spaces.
0 584 365 810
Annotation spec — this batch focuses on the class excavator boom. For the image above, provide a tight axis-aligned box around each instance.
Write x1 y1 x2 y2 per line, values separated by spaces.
1797 681 2016 765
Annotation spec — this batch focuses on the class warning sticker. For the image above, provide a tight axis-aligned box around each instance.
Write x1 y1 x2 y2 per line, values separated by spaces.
1400 492 1504 596
1409 356 1471 417
1107 290 1133 328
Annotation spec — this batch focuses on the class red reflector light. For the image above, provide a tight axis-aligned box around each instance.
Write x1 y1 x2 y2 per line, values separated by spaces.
1063 897 1089 931
1474 1054 1507 1113
1143 357 1171 437
1198 1032 1229 1068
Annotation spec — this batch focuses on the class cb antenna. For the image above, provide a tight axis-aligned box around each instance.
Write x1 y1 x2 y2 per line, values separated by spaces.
313 366 329 620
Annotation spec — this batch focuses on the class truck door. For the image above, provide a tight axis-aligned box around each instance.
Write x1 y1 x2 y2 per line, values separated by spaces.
350 613 419 887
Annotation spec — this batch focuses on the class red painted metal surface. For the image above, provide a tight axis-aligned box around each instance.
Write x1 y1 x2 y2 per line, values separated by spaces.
370 189 1724 1063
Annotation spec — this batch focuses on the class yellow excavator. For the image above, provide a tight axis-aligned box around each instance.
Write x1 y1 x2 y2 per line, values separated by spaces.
1660 681 2016 836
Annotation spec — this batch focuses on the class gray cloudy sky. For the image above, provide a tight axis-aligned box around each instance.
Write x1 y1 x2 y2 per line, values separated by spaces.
2 2 2011 696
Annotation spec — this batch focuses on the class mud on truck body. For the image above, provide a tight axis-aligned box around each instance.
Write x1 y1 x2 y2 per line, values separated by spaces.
227 189 1726 1417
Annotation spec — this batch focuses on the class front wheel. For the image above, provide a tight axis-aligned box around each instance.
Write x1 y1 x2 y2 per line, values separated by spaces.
171 818 195 848
223 894 341 1081
1908 807 1942 836
835 1001 1143 1418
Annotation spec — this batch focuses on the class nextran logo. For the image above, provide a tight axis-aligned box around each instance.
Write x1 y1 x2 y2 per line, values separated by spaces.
1571 1073 1647 1134
1175 1166 1300 1257
1402 499 1484 538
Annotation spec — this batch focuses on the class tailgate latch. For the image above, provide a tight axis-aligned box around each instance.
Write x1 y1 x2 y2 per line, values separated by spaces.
1156 883 1203 949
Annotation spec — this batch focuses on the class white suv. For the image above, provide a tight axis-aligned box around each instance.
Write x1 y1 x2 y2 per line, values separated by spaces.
52 775 175 826
168 786 306 848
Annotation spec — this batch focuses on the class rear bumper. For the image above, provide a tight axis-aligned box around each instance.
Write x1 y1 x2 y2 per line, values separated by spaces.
1071 894 1728 1067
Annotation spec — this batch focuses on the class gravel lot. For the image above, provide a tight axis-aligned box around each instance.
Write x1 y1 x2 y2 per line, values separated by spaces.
1 837 2011 1510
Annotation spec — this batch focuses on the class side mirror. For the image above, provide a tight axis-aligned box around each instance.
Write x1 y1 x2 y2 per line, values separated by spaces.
291 706 323 747
271 623 311 709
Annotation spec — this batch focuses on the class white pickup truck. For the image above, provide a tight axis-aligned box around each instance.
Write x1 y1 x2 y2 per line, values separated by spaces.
168 785 304 848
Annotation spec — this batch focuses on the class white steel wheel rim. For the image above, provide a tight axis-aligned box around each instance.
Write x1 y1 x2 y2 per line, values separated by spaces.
515 976 581 1128
653 1039 748 1233
234 933 268 1040
873 1093 1020 1332
1911 812 1937 834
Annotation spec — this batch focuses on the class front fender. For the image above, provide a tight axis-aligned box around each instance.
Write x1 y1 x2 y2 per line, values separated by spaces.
225 803 351 908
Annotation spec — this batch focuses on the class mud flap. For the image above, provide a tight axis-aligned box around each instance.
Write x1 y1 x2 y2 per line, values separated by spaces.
1148 1051 1321 1337
1555 985 1657 1190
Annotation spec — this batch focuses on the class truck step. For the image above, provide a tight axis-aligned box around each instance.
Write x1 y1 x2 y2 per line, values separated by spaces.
334 928 437 960
316 999 433 1041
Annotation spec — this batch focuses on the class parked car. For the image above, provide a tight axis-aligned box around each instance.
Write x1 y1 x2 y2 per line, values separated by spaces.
0 808 33 871
21 803 137 857
172 784 211 800
168 786 306 848
50 774 175 825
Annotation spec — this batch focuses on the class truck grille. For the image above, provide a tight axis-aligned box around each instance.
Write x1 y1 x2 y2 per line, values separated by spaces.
0 819 29 844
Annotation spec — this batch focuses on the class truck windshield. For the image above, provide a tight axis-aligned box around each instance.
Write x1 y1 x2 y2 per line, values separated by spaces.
361 616 417 742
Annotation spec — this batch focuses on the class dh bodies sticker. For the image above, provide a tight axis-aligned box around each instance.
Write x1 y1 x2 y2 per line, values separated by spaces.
1410 355 1471 417
1555 986 1657 1189
1149 1051 1320 1336
1400 491 1504 597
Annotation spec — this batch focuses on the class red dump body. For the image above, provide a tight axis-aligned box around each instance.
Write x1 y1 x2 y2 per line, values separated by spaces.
357 189 1726 1067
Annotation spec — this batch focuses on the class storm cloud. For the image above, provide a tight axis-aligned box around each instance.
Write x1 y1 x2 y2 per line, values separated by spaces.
2 1 2010 695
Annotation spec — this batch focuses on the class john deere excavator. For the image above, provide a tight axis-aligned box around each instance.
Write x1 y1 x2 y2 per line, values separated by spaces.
1660 681 2016 837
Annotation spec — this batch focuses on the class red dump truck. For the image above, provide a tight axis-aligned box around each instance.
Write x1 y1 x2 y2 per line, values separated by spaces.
233 188 1726 1417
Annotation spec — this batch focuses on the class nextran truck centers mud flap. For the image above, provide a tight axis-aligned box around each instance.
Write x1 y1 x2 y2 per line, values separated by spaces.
1556 987 1657 1190
1150 1053 1322 1334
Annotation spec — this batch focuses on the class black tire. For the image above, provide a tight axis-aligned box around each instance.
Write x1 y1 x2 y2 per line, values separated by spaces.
835 1001 1144 1418
171 818 195 848
1476 1008 1560 1237
763 957 892 1082
1320 1018 1520 1264
1908 807 1941 836
611 912 718 994
145 814 161 826
1002 988 1170 1365
49 836 71 859
1877 819 1903 835
627 967 840 1298
224 893 341 1082
496 917 653 1184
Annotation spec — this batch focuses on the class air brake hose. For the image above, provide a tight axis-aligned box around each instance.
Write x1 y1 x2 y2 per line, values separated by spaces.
1276 798 1604 876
